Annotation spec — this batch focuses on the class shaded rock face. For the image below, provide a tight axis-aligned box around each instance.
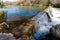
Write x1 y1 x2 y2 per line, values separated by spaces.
50 24 60 39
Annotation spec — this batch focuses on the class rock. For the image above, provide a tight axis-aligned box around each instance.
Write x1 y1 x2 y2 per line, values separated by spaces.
0 33 16 40
11 19 35 39
50 0 60 5
29 36 35 40
17 35 35 40
50 24 60 39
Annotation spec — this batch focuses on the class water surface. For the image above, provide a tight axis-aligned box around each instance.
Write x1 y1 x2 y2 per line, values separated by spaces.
6 6 41 21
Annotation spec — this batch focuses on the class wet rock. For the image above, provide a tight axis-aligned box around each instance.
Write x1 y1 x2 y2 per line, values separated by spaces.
0 33 16 40
50 24 60 39
11 19 35 39
17 35 35 40
29 36 35 40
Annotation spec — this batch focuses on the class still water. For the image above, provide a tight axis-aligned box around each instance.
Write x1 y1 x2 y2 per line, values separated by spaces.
0 6 41 21
5 6 40 21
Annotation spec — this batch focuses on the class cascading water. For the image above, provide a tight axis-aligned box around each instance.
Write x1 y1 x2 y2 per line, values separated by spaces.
34 12 53 40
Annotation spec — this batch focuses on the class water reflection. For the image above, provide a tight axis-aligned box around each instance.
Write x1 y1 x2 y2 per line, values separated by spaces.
0 6 41 22
6 6 40 22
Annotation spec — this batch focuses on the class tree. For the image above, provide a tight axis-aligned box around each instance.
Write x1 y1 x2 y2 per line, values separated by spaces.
0 0 4 8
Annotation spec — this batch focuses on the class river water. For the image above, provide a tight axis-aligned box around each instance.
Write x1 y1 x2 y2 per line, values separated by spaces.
1 6 41 21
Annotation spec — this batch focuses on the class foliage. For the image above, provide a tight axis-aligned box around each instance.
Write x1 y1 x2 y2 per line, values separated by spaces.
0 2 4 8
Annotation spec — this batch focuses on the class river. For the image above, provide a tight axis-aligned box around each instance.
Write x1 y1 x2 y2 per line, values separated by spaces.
0 6 41 22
